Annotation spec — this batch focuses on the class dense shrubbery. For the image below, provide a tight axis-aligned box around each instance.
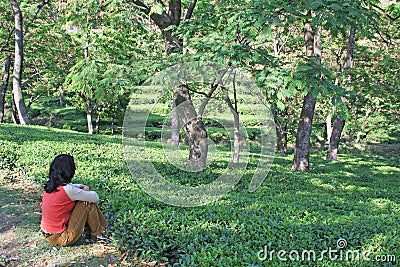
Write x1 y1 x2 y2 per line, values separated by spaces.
0 140 20 171
1 124 399 266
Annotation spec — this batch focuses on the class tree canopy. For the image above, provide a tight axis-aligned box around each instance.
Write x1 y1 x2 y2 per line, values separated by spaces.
0 0 399 168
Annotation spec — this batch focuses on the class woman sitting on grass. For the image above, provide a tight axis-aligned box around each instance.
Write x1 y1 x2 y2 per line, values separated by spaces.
40 154 110 246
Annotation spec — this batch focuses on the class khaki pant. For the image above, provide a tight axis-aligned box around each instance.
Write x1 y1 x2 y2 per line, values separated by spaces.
44 201 107 247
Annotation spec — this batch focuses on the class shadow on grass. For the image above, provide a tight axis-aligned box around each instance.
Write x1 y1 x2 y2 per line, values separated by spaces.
0 123 122 145
100 151 399 266
0 184 41 234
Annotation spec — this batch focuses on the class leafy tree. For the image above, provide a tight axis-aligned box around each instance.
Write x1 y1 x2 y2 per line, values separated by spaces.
291 11 321 172
23 1 77 111
326 25 354 160
131 0 220 167
344 23 400 144
324 0 400 151
175 0 388 171
61 0 152 134
1 0 73 124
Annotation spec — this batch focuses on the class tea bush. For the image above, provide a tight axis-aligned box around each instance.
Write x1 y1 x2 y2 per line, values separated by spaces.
1 123 399 266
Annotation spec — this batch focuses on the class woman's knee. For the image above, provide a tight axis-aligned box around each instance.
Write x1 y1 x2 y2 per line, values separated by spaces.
75 201 98 209
75 200 88 207
76 201 97 205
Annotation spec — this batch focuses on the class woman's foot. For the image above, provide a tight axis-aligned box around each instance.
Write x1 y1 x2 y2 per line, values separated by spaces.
95 235 112 243
85 234 112 244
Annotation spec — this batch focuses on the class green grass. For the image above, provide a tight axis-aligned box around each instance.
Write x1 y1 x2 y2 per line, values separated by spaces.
0 123 399 266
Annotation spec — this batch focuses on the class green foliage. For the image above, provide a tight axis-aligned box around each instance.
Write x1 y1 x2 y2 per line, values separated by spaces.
1 124 399 266
57 0 164 131
173 0 400 150
0 140 20 171
2 0 397 146
340 38 400 142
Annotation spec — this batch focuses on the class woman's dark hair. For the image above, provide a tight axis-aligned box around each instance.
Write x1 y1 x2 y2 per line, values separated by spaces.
44 154 76 193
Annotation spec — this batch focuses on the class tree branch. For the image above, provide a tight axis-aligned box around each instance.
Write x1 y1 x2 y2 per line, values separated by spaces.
185 84 209 98
198 83 218 117
168 0 181 25
184 0 197 20
25 0 50 33
150 14 172 29
220 85 237 116
27 93 43 111
371 3 400 22
277 27 293 55
374 26 392 46
186 66 234 118
131 0 151 15
131 0 180 29
155 0 166 8
30 0 49 22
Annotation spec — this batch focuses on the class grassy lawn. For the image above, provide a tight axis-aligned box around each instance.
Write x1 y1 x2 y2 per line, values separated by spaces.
0 123 399 266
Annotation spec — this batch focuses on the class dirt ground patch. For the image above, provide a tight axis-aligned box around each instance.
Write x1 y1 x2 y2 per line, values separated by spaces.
0 176 127 267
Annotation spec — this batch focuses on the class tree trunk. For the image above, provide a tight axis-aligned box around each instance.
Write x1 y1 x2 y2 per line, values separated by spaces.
143 0 196 145
185 117 208 169
95 113 100 134
165 30 182 145
232 84 240 164
0 56 11 123
326 115 345 160
326 26 356 157
220 85 240 163
173 85 208 169
344 26 355 70
86 97 93 134
272 33 288 154
292 92 317 171
162 29 182 56
59 86 64 107
355 107 371 144
171 101 180 145
11 97 19 124
152 1 183 144
273 108 286 155
9 0 30 125
111 116 115 135
232 113 240 163
135 1 203 154
326 113 333 144
292 13 320 172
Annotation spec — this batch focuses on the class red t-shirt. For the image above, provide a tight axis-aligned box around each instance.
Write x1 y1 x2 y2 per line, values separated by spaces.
41 186 75 234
